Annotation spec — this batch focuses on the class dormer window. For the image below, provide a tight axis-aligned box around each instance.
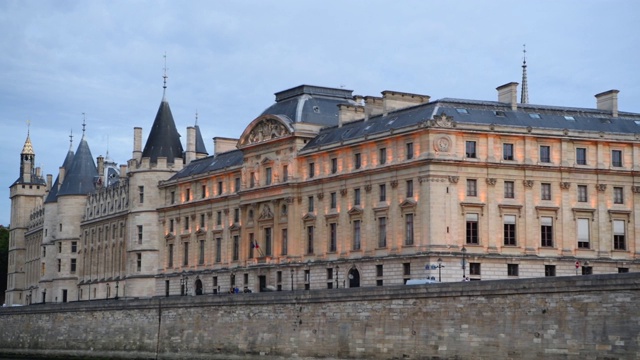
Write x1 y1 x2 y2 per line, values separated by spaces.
529 113 541 119
456 108 469 114
564 115 575 121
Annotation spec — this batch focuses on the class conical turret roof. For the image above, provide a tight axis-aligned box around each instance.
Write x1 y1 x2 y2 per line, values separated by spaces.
57 137 98 196
142 98 184 164
195 124 208 156
45 149 75 203
21 134 35 155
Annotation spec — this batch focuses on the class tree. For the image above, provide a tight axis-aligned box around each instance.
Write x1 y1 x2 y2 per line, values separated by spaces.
0 225 8 304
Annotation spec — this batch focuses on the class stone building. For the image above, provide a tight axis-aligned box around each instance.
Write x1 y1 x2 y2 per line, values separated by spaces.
6 71 640 305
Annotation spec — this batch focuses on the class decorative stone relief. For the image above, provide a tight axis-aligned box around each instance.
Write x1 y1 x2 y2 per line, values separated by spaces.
596 184 607 192
340 188 347 197
390 180 398 189
633 186 640 194
448 176 459 184
317 192 324 200
523 180 534 188
486 178 497 186
432 113 454 128
364 184 372 193
560 182 571 190
433 135 452 152
245 118 288 145
259 205 273 220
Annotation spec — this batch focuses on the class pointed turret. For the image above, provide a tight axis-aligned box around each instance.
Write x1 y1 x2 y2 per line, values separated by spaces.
194 113 208 157
520 44 529 104
15 124 45 186
141 63 184 164
57 132 98 196
45 134 75 203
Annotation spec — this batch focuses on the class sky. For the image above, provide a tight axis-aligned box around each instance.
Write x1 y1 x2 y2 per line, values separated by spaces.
1 0 638 226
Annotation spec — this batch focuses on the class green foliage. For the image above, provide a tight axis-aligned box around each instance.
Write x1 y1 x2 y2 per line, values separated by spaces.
0 225 8 299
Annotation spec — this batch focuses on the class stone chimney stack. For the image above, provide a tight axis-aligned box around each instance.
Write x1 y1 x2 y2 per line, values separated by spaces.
381 90 430 115
338 104 365 127
497 82 519 111
213 137 238 155
119 164 127 178
185 126 196 165
46 174 52 189
363 96 384 121
133 127 142 161
58 166 66 189
595 90 619 118
97 156 104 178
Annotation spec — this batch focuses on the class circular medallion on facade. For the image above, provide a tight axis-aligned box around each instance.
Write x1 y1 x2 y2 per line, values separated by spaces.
434 136 451 152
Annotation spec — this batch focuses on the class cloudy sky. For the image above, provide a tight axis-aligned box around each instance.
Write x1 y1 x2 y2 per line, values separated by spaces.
1 0 638 225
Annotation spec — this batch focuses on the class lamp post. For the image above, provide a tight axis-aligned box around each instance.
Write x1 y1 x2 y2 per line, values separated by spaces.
461 246 467 280
335 265 339 289
437 258 444 282
290 269 294 291
115 280 119 300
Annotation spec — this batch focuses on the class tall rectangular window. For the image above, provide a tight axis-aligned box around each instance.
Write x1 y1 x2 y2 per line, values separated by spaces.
503 143 514 161
168 244 174 267
170 191 175 204
215 238 221 263
185 188 191 201
218 181 223 195
379 184 386 202
576 147 587 165
504 181 514 199
200 214 205 229
329 223 337 252
265 167 272 185
308 196 314 212
233 235 239 261
137 253 142 272
577 185 588 202
234 208 239 223
614 187 623 204
71 241 77 253
541 183 551 200
354 153 361 169
354 188 361 206
183 242 189 266
184 216 190 231
503 215 516 246
378 217 387 248
200 184 206 198
467 179 477 196
330 192 337 209
282 165 288 182
250 172 255 188
612 150 622 167
137 225 143 244
353 220 361 250
57 259 61 272
379 148 387 165
466 213 479 244
405 213 414 246
577 218 590 249
265 227 272 256
70 258 76 273
613 219 626 250
235 177 240 192
466 141 477 158
331 158 338 174
199 240 205 265
216 211 222 226
539 145 551 163
281 229 288 256
406 180 414 198
306 226 314 254
541 216 553 247
248 233 255 259
138 186 144 204
406 142 414 160
309 162 315 178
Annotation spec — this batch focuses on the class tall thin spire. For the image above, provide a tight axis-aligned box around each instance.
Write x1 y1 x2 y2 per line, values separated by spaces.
162 52 168 100
69 129 74 150
520 44 529 104
81 113 87 137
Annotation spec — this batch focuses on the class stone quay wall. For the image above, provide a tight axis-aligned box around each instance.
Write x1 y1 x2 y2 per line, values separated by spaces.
1 273 639 360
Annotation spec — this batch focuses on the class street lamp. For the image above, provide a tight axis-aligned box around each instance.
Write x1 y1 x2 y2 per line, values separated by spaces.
461 246 467 280
335 265 339 289
437 258 444 282
290 268 294 291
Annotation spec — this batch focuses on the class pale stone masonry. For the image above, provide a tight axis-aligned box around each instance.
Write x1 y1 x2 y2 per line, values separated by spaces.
5 80 640 306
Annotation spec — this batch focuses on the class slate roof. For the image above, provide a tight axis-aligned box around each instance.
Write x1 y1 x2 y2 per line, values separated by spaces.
195 124 208 156
260 85 356 127
44 149 74 203
168 149 243 181
57 137 98 196
302 99 640 151
142 99 184 163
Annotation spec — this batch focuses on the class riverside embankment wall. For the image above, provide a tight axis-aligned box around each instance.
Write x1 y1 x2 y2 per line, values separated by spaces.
1 273 639 360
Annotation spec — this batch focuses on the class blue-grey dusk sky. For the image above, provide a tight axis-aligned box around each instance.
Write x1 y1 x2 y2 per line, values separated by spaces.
1 0 638 225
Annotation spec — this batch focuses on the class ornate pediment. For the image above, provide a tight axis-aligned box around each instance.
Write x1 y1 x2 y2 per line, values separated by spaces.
240 116 292 146
259 204 274 221
302 213 316 222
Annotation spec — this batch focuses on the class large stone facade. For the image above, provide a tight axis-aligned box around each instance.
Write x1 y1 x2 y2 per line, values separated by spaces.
5 82 640 306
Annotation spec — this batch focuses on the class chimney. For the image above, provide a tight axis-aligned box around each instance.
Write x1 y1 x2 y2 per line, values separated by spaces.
381 90 430 115
35 166 42 178
595 90 619 117
46 174 52 189
338 104 365 127
213 137 238 155
497 82 519 111
97 156 104 177
133 127 142 161
58 166 66 189
186 126 196 165
363 96 383 120
119 164 127 178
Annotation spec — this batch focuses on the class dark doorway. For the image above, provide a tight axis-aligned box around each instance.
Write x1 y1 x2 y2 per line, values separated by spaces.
195 279 203 295
62 289 68 303
165 280 170 297
348 268 360 288
258 275 266 292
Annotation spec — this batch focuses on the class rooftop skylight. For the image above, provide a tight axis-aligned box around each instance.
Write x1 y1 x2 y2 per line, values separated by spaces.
564 116 575 121
456 108 469 114
529 113 541 119
494 111 506 117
